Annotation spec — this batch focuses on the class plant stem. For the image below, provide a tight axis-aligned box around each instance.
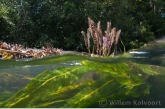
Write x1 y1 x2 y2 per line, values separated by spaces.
120 38 126 53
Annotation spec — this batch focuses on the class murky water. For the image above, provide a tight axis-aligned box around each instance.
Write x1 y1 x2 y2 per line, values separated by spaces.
0 42 165 107
0 55 85 103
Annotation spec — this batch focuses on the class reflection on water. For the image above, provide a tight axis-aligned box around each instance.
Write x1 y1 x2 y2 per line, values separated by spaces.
129 51 150 54
0 43 165 107
128 43 165 67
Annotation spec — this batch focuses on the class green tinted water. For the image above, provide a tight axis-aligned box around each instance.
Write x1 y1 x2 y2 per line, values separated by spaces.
0 43 165 108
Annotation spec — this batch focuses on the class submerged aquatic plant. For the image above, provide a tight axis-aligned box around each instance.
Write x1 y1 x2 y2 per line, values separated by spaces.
0 58 165 108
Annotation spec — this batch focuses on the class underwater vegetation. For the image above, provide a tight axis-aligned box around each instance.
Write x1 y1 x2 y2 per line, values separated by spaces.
0 42 165 108
0 58 165 108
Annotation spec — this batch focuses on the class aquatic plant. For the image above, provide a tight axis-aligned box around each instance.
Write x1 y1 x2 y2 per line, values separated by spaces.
0 59 165 108
81 17 122 57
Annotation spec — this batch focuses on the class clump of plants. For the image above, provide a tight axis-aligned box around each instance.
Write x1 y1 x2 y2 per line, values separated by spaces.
81 17 123 57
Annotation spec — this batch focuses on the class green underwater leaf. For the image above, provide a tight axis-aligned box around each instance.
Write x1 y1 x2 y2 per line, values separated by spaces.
63 75 121 107
1 59 165 108
0 66 94 108
133 63 165 76
82 60 144 86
